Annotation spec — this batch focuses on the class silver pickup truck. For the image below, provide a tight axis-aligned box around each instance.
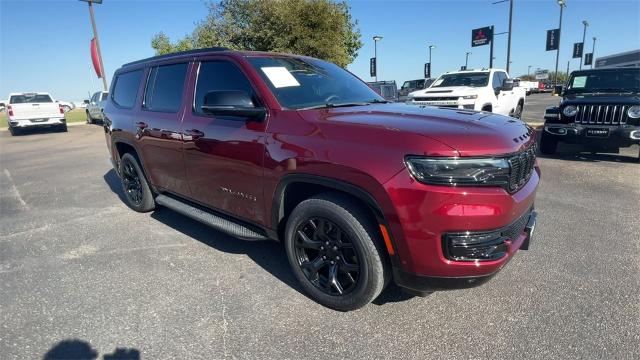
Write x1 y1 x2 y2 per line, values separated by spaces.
5 92 67 135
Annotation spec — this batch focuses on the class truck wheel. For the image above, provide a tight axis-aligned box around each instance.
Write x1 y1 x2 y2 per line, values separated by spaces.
284 193 389 311
8 126 20 136
539 131 558 155
119 153 155 212
514 103 523 119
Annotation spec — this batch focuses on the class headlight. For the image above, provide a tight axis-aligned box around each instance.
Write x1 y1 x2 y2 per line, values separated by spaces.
405 157 510 186
562 105 578 117
628 105 640 119
462 95 477 99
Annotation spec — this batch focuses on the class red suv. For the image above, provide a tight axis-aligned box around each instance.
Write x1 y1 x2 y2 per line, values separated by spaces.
104 48 539 311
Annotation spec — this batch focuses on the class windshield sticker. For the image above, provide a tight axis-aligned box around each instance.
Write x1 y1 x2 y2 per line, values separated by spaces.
261 67 300 88
433 79 444 86
572 76 587 88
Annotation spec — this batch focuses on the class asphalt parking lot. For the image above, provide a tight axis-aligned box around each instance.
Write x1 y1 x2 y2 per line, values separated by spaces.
1 120 638 359
521 92 558 125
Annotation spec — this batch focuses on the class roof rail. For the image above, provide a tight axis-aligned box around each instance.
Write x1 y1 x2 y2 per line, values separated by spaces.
122 47 229 67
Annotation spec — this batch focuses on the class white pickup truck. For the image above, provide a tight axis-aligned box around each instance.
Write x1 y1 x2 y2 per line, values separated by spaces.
406 69 526 118
5 92 67 135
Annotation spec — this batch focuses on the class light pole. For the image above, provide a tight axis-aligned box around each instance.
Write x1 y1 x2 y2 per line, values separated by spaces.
579 20 589 69
491 0 513 73
554 0 566 89
373 35 382 81
465 52 472 68
527 65 532 77
591 37 597 69
429 45 436 77
81 0 108 91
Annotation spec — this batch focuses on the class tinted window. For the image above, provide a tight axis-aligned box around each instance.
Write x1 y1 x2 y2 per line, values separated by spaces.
194 61 255 115
9 94 53 103
432 72 489 88
112 70 143 108
492 72 503 90
144 63 188 112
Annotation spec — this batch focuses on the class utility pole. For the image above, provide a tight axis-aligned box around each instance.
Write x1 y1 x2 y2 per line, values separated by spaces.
580 20 589 69
591 37 597 69
83 0 108 91
527 65 532 77
489 25 494 68
506 0 513 73
554 0 566 89
566 60 570 77
373 36 382 82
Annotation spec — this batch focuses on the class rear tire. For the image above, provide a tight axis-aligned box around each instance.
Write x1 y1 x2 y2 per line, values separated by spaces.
86 111 94 124
539 131 558 155
119 153 155 212
59 124 68 132
284 193 389 311
8 126 20 136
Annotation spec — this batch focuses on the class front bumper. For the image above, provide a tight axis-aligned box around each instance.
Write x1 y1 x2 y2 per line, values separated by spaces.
383 165 539 289
9 117 66 128
544 123 640 147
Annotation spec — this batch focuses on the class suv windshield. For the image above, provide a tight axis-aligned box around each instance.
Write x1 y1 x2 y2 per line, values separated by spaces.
431 72 489 87
10 94 53 104
566 69 640 94
248 57 384 110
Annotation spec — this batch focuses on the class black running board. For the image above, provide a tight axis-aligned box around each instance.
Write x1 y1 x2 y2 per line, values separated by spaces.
155 194 268 241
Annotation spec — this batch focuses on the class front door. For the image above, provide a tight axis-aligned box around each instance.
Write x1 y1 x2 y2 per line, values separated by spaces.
182 58 268 224
135 61 192 197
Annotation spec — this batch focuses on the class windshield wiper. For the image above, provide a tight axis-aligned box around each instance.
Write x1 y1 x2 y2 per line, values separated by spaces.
298 102 371 110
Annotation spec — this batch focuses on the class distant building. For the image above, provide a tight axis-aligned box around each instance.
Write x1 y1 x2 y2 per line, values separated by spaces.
594 49 640 68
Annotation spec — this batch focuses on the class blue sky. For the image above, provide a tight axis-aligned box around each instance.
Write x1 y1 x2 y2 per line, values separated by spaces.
1 0 638 101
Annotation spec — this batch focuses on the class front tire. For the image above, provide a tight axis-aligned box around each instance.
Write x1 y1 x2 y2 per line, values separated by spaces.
514 102 523 119
539 131 558 155
119 153 155 212
284 193 389 311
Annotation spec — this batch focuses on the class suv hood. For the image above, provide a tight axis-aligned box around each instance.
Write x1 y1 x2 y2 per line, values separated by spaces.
299 103 534 157
409 86 479 97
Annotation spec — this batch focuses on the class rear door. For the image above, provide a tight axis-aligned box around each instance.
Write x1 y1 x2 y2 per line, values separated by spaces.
134 61 192 196
181 57 268 224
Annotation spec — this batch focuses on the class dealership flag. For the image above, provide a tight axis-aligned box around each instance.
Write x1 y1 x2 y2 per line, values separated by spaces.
90 38 104 78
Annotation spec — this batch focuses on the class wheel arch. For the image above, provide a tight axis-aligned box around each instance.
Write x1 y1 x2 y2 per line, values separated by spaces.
271 174 399 265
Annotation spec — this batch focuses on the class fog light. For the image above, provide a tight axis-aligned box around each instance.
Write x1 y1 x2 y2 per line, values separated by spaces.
444 231 508 261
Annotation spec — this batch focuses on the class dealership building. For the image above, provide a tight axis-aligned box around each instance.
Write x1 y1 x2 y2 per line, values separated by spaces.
594 49 640 68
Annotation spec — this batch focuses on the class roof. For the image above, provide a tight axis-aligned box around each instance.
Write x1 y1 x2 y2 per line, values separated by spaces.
122 47 230 67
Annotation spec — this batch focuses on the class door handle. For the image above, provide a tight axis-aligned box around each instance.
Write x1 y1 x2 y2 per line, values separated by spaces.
135 121 148 129
184 129 204 139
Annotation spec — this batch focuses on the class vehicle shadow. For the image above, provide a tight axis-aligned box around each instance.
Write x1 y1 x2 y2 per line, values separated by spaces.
102 169 304 297
102 169 416 306
43 338 139 359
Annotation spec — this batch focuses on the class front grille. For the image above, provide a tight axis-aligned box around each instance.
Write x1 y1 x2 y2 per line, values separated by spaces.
571 104 631 125
507 143 537 192
413 96 458 101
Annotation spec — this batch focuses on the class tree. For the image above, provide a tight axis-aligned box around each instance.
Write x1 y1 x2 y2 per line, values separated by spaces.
150 0 363 67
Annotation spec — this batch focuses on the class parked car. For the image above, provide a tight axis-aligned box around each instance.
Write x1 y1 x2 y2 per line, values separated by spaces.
56 100 75 112
540 67 640 160
0 100 6 112
398 78 434 101
407 69 527 118
366 80 398 101
86 91 108 124
5 92 66 135
104 48 539 311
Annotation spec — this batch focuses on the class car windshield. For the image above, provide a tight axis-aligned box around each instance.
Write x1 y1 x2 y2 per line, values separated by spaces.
9 94 53 104
431 72 489 87
248 57 384 110
566 69 640 94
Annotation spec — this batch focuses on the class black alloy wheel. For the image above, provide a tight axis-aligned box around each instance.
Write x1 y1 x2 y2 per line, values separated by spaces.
121 158 143 206
293 217 361 296
119 153 155 212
